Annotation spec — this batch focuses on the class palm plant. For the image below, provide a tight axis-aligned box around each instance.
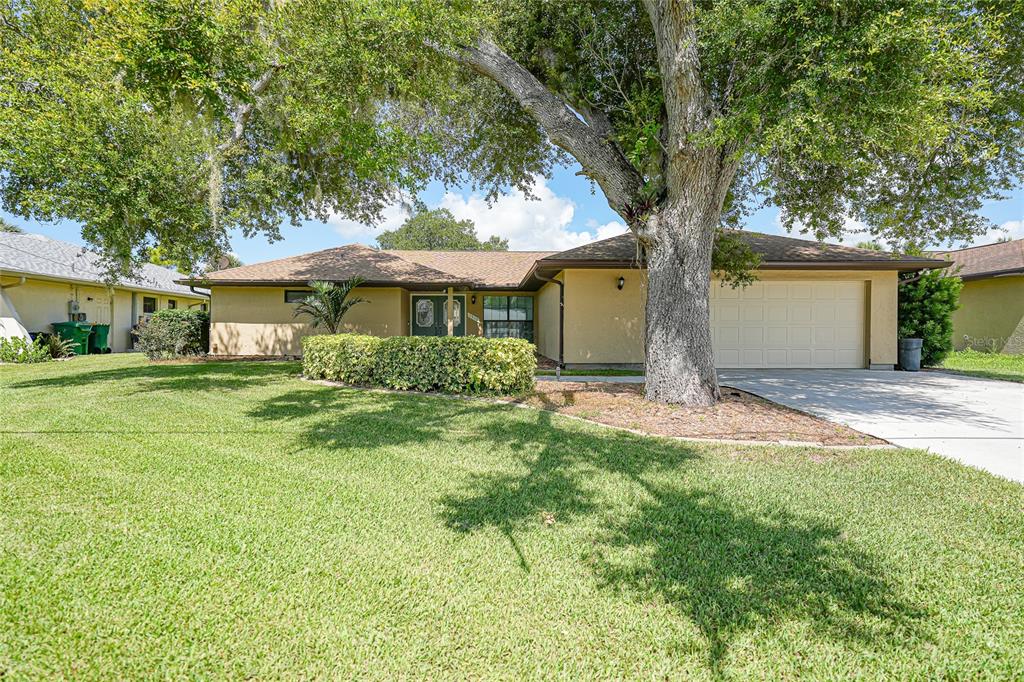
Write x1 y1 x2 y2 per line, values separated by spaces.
292 278 367 334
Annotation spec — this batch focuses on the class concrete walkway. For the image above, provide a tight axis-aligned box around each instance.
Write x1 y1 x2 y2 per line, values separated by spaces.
537 370 1023 482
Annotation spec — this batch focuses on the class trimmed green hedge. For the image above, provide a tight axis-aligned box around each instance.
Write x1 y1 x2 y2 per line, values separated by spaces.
303 334 536 394
138 309 210 359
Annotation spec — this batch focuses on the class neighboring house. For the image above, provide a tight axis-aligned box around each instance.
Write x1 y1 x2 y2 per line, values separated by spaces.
179 231 945 369
0 232 208 352
933 239 1024 354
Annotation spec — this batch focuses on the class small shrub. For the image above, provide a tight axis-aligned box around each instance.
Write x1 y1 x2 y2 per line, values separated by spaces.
0 336 52 363
303 334 536 395
138 309 210 359
898 269 962 367
37 332 77 359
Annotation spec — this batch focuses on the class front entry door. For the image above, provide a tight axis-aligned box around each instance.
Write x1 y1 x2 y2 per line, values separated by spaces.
411 295 465 336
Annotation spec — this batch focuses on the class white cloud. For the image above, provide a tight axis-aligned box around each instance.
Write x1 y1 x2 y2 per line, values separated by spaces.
328 203 408 244
771 212 873 247
326 176 628 251
439 176 627 250
971 218 1024 246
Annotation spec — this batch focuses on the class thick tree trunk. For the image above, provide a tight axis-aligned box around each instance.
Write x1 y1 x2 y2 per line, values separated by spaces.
642 201 721 407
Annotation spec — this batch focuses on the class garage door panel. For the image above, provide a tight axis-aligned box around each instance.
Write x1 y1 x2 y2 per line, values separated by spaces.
791 303 812 323
712 280 865 368
719 304 740 322
790 327 812 345
835 302 861 324
812 302 836 323
766 304 789 322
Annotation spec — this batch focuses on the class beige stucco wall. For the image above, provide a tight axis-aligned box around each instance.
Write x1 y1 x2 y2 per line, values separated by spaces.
0 274 204 352
536 278 561 361
209 285 407 356
951 276 1024 353
555 268 899 367
563 269 646 364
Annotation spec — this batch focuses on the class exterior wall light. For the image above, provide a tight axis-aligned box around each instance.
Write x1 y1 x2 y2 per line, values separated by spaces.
471 294 477 304
617 276 625 290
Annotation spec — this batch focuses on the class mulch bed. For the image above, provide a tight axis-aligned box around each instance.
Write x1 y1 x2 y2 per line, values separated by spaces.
515 381 883 446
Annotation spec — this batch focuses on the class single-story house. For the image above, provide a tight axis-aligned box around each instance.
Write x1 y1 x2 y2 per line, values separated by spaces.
933 239 1024 354
1 231 208 352
182 230 945 370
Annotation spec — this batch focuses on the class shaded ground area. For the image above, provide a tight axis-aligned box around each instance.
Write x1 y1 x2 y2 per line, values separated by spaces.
517 381 882 445
2 355 1022 679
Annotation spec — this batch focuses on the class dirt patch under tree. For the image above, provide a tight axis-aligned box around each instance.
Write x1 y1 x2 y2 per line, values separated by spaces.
515 381 882 446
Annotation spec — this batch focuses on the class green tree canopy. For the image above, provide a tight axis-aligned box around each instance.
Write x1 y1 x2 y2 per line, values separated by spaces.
1 0 1020 403
377 208 508 251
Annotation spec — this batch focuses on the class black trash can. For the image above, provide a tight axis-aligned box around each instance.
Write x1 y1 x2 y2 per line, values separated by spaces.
898 338 923 371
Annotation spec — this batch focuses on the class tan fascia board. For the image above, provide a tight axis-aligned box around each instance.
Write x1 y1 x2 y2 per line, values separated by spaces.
0 268 207 299
182 278 477 290
959 267 1024 281
521 257 949 285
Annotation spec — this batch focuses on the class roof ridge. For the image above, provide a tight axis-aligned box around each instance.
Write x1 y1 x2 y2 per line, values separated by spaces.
383 248 556 255
934 238 1022 254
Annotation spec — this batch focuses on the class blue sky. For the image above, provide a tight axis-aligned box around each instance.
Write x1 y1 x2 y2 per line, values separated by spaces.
3 161 1022 264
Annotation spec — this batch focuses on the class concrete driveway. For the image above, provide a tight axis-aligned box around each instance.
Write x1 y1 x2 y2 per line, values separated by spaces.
719 369 1024 482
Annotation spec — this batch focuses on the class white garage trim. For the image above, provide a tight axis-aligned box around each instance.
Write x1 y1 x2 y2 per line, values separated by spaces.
711 280 867 368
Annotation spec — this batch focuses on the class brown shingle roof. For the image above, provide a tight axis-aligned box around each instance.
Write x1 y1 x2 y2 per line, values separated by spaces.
186 244 554 289
191 244 470 287
181 230 947 290
931 239 1024 280
541 231 946 267
389 250 554 288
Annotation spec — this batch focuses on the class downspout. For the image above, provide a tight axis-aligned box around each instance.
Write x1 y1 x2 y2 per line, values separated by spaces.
535 273 564 380
190 286 209 313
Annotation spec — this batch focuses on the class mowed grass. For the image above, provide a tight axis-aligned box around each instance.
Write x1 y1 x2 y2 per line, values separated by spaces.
1 355 1022 679
936 349 1024 383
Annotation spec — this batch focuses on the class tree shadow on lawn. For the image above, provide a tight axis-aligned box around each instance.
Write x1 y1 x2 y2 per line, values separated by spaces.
247 384 515 454
439 410 926 676
247 383 926 675
7 359 298 394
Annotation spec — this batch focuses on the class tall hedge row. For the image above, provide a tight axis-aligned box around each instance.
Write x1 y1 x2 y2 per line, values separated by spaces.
302 334 536 394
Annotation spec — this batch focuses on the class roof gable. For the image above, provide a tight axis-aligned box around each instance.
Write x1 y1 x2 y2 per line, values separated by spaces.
542 230 944 266
931 239 1024 279
208 244 462 285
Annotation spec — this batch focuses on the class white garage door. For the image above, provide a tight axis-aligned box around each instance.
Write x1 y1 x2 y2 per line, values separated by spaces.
710 280 866 368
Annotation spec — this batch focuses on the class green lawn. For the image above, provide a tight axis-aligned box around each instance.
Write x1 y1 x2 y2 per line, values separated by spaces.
2 355 1022 679
935 349 1024 383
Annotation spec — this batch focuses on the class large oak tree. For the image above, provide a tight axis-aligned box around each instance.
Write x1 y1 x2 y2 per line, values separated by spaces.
1 0 1021 404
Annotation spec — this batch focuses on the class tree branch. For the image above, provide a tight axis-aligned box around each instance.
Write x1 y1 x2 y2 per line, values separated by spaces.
216 65 280 154
443 37 645 216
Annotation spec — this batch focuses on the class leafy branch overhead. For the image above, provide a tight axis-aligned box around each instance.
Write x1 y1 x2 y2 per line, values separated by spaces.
4 1 1017 274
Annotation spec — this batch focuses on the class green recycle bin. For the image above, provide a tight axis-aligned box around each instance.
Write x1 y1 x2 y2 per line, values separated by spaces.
88 323 111 354
51 321 93 356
